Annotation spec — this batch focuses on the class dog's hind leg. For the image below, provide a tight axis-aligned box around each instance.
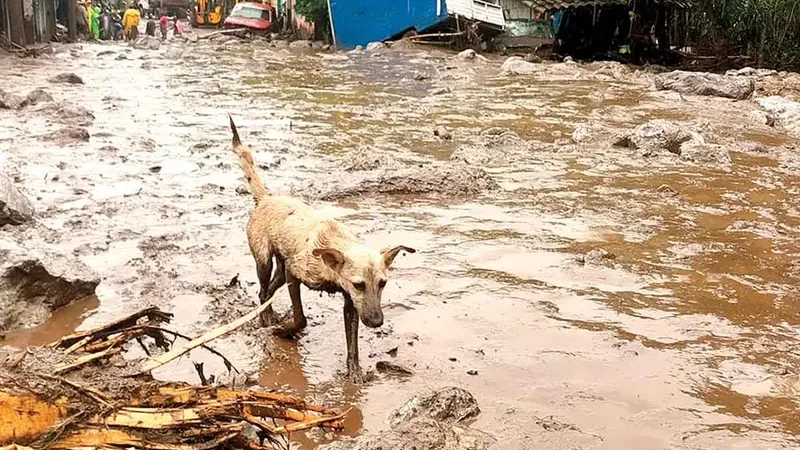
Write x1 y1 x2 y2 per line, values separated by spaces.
274 269 307 338
343 293 362 383
257 257 277 327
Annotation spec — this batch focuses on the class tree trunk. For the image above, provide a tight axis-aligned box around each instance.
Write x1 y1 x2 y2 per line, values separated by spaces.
67 0 76 40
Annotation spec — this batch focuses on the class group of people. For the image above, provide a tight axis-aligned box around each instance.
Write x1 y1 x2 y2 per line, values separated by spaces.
122 5 184 41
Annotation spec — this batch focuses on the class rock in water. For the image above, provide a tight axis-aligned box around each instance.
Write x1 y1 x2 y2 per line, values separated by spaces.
49 72 84 84
0 173 34 226
654 70 755 99
0 238 100 331
24 88 54 106
0 90 24 109
388 387 480 426
320 388 493 450
679 142 732 165
499 56 544 76
616 120 699 156
366 41 385 52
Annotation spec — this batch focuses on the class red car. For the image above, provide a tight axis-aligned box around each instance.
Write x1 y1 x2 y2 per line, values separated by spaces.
223 2 275 31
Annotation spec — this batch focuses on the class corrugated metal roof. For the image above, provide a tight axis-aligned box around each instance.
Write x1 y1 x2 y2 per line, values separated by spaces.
522 0 690 10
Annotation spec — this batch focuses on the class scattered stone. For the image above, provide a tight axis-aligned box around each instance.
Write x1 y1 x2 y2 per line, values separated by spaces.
0 172 35 226
366 41 385 52
430 86 451 95
748 109 776 127
187 33 199 43
654 70 755 100
289 39 312 49
725 67 778 78
115 53 128 60
133 35 161 50
343 147 403 172
656 184 679 196
49 72 84 84
376 361 414 376
448 357 457 362
0 90 23 109
0 237 100 331
312 41 326 49
97 49 115 57
467 370 478 376
563 56 574 63
141 61 153 70
571 122 623 144
455 49 487 62
348 45 365 55
385 346 398 357
450 128 532 166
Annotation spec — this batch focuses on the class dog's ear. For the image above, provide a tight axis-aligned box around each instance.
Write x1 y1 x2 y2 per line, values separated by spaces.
313 248 345 273
381 245 416 268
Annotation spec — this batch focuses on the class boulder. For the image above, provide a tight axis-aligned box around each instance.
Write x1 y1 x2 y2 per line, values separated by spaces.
0 90 24 109
49 72 84 84
571 122 623 144
320 388 492 450
499 56 544 76
43 127 90 144
289 39 312 49
450 128 532 166
456 49 488 62
306 162 498 200
133 36 161 50
37 102 95 126
388 387 480 426
24 88 54 106
366 41 386 52
615 120 699 156
0 237 100 331
757 96 800 138
0 173 34 226
725 67 778 78
654 70 755 99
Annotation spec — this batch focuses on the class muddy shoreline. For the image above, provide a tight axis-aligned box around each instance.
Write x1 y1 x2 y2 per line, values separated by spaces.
2 33 800 449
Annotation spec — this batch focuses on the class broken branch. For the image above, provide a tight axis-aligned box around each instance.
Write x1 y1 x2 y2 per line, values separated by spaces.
137 296 276 374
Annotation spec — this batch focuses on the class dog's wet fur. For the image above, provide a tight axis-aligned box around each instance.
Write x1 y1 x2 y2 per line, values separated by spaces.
229 116 415 383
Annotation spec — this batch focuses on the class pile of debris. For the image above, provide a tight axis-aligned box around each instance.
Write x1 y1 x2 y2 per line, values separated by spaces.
0 305 348 450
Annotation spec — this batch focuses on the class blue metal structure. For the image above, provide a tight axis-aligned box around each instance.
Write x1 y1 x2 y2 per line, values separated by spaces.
327 0 448 48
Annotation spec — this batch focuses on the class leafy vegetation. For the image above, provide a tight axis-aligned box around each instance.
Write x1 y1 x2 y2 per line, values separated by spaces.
294 0 328 22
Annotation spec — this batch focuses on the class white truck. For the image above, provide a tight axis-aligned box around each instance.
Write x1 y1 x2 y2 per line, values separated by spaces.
446 0 505 29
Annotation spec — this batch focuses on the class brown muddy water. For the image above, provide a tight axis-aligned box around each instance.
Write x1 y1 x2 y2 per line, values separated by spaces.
1 37 800 450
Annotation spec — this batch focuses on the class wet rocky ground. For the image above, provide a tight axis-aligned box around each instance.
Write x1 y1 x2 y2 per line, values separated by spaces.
2 31 800 449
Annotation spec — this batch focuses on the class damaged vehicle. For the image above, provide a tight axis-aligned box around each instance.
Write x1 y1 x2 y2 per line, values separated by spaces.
222 2 275 32
493 18 555 56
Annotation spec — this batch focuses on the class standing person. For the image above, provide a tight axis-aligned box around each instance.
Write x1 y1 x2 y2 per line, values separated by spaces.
122 3 141 40
158 13 168 40
145 18 156 36
173 18 183 37
76 1 89 37
90 2 101 39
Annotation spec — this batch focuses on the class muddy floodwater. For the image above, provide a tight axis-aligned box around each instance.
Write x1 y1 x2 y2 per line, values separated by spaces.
2 37 800 450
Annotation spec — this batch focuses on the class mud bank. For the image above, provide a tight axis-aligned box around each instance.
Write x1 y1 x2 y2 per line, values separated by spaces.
2 35 800 450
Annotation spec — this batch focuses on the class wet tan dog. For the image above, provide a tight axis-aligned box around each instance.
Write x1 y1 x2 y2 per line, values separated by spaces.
229 116 415 383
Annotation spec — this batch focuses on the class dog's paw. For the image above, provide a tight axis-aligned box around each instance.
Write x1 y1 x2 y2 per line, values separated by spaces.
272 322 302 340
258 311 277 328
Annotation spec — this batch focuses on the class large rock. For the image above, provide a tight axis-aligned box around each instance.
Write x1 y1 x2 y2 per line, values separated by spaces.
757 96 800 138
500 56 544 76
456 49 487 62
0 173 34 226
0 90 24 110
0 237 99 331
366 41 385 52
388 387 480 426
679 142 732 165
615 120 700 156
24 88 54 106
320 388 492 450
43 127 90 144
307 162 498 200
654 70 755 99
133 35 161 50
49 72 84 84
37 102 95 126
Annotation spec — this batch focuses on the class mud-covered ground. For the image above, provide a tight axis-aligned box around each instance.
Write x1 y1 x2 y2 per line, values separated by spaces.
2 32 800 450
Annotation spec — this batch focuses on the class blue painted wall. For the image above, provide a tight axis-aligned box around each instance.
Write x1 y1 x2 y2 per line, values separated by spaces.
329 0 448 48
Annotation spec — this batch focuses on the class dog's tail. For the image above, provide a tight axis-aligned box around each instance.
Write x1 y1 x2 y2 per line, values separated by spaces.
229 115 268 203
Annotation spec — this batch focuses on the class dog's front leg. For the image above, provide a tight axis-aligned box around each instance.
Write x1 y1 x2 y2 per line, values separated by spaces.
343 293 363 383
274 270 307 338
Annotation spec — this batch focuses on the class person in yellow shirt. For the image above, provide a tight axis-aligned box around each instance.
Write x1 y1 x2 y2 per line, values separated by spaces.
122 4 141 40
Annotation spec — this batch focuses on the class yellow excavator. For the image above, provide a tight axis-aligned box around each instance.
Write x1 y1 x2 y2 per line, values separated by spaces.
193 0 269 27
193 0 226 27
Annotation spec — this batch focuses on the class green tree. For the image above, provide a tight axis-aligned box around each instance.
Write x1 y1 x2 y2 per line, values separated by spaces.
294 0 327 22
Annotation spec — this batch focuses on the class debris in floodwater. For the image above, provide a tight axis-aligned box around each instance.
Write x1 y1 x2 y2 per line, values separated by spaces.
467 370 478 376
0 306 350 449
376 360 414 376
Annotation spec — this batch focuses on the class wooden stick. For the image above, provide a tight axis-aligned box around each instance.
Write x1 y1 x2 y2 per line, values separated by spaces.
54 346 121 375
274 408 352 434
52 307 172 349
139 325 239 373
63 336 93 355
137 297 276 374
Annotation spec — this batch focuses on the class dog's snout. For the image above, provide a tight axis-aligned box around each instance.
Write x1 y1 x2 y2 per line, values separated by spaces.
361 309 384 328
